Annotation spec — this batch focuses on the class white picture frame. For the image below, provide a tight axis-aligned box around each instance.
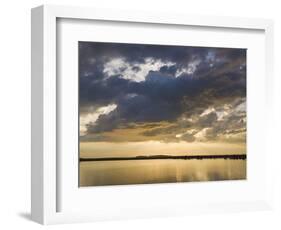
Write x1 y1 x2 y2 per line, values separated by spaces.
31 5 274 225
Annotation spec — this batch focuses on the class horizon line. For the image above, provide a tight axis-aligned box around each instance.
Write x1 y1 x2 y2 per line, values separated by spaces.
80 154 247 162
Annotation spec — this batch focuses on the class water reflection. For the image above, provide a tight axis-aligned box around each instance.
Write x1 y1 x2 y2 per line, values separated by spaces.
79 159 246 186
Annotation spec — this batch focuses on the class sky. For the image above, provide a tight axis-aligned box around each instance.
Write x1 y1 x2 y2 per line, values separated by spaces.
79 42 246 158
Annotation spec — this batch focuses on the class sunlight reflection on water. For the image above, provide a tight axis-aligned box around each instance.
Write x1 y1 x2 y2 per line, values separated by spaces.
79 159 246 186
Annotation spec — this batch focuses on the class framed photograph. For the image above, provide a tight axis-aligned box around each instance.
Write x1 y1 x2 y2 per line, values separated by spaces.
31 5 274 224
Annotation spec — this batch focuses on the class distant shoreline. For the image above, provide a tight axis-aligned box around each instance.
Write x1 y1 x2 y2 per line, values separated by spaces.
80 154 246 162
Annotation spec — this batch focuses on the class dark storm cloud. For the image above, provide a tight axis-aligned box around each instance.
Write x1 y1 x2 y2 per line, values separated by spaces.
87 93 182 133
159 65 178 75
79 41 246 142
79 42 209 65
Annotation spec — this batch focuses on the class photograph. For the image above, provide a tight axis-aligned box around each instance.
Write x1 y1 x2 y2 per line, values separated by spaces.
79 41 247 187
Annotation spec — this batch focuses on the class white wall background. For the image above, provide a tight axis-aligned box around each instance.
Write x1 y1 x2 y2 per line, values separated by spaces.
0 0 280 229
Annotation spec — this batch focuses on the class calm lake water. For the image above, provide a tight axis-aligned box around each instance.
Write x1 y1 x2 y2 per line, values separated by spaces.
79 159 246 187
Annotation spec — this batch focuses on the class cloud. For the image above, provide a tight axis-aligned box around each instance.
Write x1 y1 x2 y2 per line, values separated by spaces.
80 104 117 136
79 41 246 143
103 57 175 82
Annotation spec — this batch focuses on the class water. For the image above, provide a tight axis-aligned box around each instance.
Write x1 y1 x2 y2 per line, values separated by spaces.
79 159 246 186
